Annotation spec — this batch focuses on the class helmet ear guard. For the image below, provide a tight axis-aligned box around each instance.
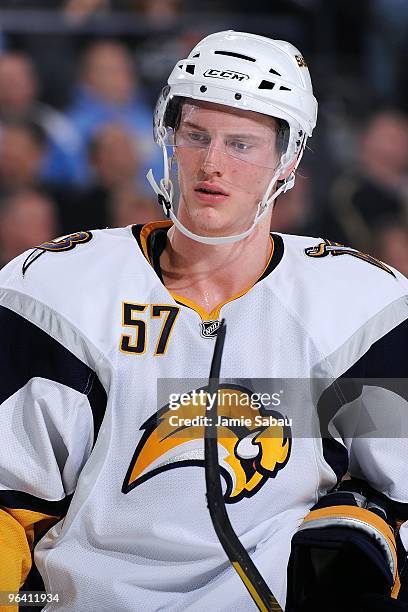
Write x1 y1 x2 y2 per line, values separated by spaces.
147 30 317 245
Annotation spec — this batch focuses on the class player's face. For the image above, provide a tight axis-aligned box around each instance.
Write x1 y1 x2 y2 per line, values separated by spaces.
173 101 281 237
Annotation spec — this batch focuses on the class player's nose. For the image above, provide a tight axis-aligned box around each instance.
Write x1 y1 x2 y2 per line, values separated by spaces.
200 144 226 175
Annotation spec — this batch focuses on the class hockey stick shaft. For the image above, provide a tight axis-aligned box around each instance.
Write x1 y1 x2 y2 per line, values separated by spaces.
204 320 283 612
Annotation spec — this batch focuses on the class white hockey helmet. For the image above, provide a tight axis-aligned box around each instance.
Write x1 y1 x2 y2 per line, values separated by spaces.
147 30 318 245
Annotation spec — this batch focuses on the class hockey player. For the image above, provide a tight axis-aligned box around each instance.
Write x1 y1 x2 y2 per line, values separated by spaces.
0 30 407 611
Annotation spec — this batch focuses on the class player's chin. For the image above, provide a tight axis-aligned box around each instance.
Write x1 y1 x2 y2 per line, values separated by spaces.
192 205 227 226
193 214 245 238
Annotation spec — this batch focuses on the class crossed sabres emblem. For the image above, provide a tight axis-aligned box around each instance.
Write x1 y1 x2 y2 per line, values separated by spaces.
22 231 93 275
305 240 395 277
122 385 292 503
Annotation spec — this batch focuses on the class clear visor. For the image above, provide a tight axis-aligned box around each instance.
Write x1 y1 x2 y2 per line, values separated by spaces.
156 97 288 199
165 125 282 170
163 128 282 201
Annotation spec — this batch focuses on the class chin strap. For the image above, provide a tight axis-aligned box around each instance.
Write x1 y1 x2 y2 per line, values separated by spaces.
146 131 306 246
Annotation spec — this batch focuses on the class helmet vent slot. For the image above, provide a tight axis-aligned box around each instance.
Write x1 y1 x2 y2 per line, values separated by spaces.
214 50 256 62
279 86 291 91
259 80 275 90
185 64 195 75
269 68 281 76
192 53 200 58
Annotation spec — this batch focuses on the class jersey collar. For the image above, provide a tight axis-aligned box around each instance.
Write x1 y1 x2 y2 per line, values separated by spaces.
132 221 285 319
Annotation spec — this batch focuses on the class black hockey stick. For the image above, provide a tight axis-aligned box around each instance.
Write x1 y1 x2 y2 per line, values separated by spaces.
204 319 283 612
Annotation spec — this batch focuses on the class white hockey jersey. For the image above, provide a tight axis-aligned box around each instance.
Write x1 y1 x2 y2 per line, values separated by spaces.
0 221 408 611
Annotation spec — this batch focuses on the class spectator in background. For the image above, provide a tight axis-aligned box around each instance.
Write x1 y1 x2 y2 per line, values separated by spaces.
0 190 59 267
112 185 165 227
0 118 89 236
66 40 162 187
317 110 408 251
269 175 312 235
138 0 183 24
374 221 408 278
0 52 82 184
63 0 110 23
366 0 408 109
359 111 408 202
0 54 36 117
89 122 163 227
90 122 141 190
0 119 47 194
58 122 163 233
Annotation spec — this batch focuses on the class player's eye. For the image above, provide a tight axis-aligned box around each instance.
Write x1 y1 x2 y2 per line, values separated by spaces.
186 131 210 146
228 140 254 153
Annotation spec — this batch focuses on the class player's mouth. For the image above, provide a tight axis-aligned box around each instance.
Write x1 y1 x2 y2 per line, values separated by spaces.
194 182 230 203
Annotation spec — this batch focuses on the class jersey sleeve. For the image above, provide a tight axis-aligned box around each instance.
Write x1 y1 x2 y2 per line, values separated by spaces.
320 316 408 601
336 318 408 515
316 314 408 601
0 298 107 594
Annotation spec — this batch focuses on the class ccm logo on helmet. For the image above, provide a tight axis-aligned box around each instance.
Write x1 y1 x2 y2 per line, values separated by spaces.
203 68 249 81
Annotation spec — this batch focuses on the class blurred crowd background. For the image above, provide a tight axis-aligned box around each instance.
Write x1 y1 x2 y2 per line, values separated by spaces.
0 0 408 274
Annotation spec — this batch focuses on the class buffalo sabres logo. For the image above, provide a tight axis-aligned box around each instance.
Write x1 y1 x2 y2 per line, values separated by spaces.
305 239 395 277
22 231 93 275
122 385 291 503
